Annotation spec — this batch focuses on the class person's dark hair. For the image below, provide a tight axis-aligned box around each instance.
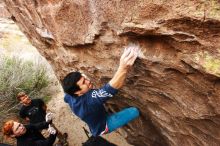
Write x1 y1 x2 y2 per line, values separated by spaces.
62 71 82 97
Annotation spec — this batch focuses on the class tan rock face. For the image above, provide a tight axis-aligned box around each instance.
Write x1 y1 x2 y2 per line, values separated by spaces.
0 1 10 18
3 0 220 146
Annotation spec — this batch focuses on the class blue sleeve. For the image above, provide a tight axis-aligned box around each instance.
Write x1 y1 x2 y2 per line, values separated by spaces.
64 94 76 111
88 83 118 104
64 95 68 103
64 94 71 103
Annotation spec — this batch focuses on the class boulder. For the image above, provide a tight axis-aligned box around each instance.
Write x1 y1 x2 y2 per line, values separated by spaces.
3 0 220 146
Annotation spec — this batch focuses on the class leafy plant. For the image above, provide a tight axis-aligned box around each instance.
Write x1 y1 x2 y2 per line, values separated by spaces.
0 55 50 123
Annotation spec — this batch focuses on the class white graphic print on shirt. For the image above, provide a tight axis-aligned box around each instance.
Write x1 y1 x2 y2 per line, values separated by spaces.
92 89 113 98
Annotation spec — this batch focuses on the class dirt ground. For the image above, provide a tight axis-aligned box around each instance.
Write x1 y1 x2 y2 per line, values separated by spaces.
47 86 133 146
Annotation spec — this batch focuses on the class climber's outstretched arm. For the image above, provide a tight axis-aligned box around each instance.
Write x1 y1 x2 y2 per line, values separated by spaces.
109 45 139 89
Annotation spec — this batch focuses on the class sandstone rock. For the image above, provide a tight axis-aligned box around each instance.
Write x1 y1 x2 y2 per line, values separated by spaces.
3 0 220 146
0 1 10 18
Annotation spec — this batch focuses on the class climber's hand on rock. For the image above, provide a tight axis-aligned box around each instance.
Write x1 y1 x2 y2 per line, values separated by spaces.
119 44 139 70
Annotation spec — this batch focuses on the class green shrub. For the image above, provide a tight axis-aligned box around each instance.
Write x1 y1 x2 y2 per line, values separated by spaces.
0 55 50 122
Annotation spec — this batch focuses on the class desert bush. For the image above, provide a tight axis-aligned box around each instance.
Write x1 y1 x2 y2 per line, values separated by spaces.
0 55 50 122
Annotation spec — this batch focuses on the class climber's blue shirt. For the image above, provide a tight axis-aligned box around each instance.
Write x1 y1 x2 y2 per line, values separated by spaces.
64 83 118 136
